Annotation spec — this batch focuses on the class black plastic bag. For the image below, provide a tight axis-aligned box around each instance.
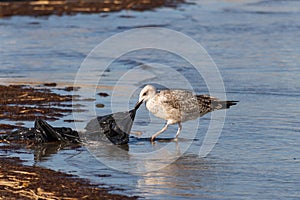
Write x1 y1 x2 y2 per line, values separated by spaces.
34 119 80 143
2 119 80 144
85 101 142 145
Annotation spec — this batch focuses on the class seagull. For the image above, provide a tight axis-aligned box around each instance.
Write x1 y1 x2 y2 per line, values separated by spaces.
137 85 238 142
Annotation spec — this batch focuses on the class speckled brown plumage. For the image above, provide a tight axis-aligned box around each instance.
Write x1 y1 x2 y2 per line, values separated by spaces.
137 85 238 141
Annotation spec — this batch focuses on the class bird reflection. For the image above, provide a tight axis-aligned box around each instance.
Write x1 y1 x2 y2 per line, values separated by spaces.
136 155 210 198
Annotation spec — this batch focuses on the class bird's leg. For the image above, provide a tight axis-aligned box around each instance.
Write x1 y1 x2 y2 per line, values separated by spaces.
151 122 170 142
174 122 182 140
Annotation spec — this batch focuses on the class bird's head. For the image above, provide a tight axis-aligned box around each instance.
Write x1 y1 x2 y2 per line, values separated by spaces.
137 85 157 105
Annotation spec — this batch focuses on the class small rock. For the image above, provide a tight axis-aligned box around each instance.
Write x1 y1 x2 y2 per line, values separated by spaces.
43 83 57 87
96 103 105 108
15 122 25 126
63 86 80 92
97 92 109 97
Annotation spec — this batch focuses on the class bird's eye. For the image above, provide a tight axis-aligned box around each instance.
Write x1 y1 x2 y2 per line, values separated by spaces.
142 92 148 96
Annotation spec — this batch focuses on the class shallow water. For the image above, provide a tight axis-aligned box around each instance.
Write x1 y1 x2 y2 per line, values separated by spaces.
1 0 300 199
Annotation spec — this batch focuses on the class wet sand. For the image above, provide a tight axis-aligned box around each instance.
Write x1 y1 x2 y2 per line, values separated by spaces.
0 156 137 199
0 84 84 134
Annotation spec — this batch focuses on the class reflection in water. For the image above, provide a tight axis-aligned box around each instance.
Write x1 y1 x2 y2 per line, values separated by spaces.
32 143 81 162
84 129 190 174
137 155 211 198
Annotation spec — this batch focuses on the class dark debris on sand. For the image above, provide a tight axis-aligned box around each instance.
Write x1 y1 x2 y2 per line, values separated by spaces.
0 84 138 199
0 157 138 200
0 85 84 134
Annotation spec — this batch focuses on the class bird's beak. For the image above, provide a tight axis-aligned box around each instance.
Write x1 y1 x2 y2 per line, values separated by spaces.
135 99 143 110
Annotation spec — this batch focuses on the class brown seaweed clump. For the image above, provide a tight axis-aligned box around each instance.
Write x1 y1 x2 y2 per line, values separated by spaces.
0 85 83 134
0 157 138 200
0 0 184 17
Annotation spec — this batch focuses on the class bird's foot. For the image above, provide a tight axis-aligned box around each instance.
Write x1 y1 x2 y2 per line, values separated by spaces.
150 136 156 143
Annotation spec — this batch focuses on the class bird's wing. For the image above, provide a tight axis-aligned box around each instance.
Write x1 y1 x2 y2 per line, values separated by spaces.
195 94 217 115
160 90 200 113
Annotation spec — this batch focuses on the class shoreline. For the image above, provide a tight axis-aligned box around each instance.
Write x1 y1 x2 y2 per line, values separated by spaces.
0 156 138 199
0 83 137 199
0 0 184 17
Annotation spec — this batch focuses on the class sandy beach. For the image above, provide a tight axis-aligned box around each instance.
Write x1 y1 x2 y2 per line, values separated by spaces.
0 156 137 199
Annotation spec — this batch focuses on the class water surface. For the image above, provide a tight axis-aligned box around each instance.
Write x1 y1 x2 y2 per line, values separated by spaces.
1 0 300 199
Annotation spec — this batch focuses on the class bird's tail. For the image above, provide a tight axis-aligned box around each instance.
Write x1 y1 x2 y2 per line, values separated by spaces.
196 95 238 114
212 100 239 110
